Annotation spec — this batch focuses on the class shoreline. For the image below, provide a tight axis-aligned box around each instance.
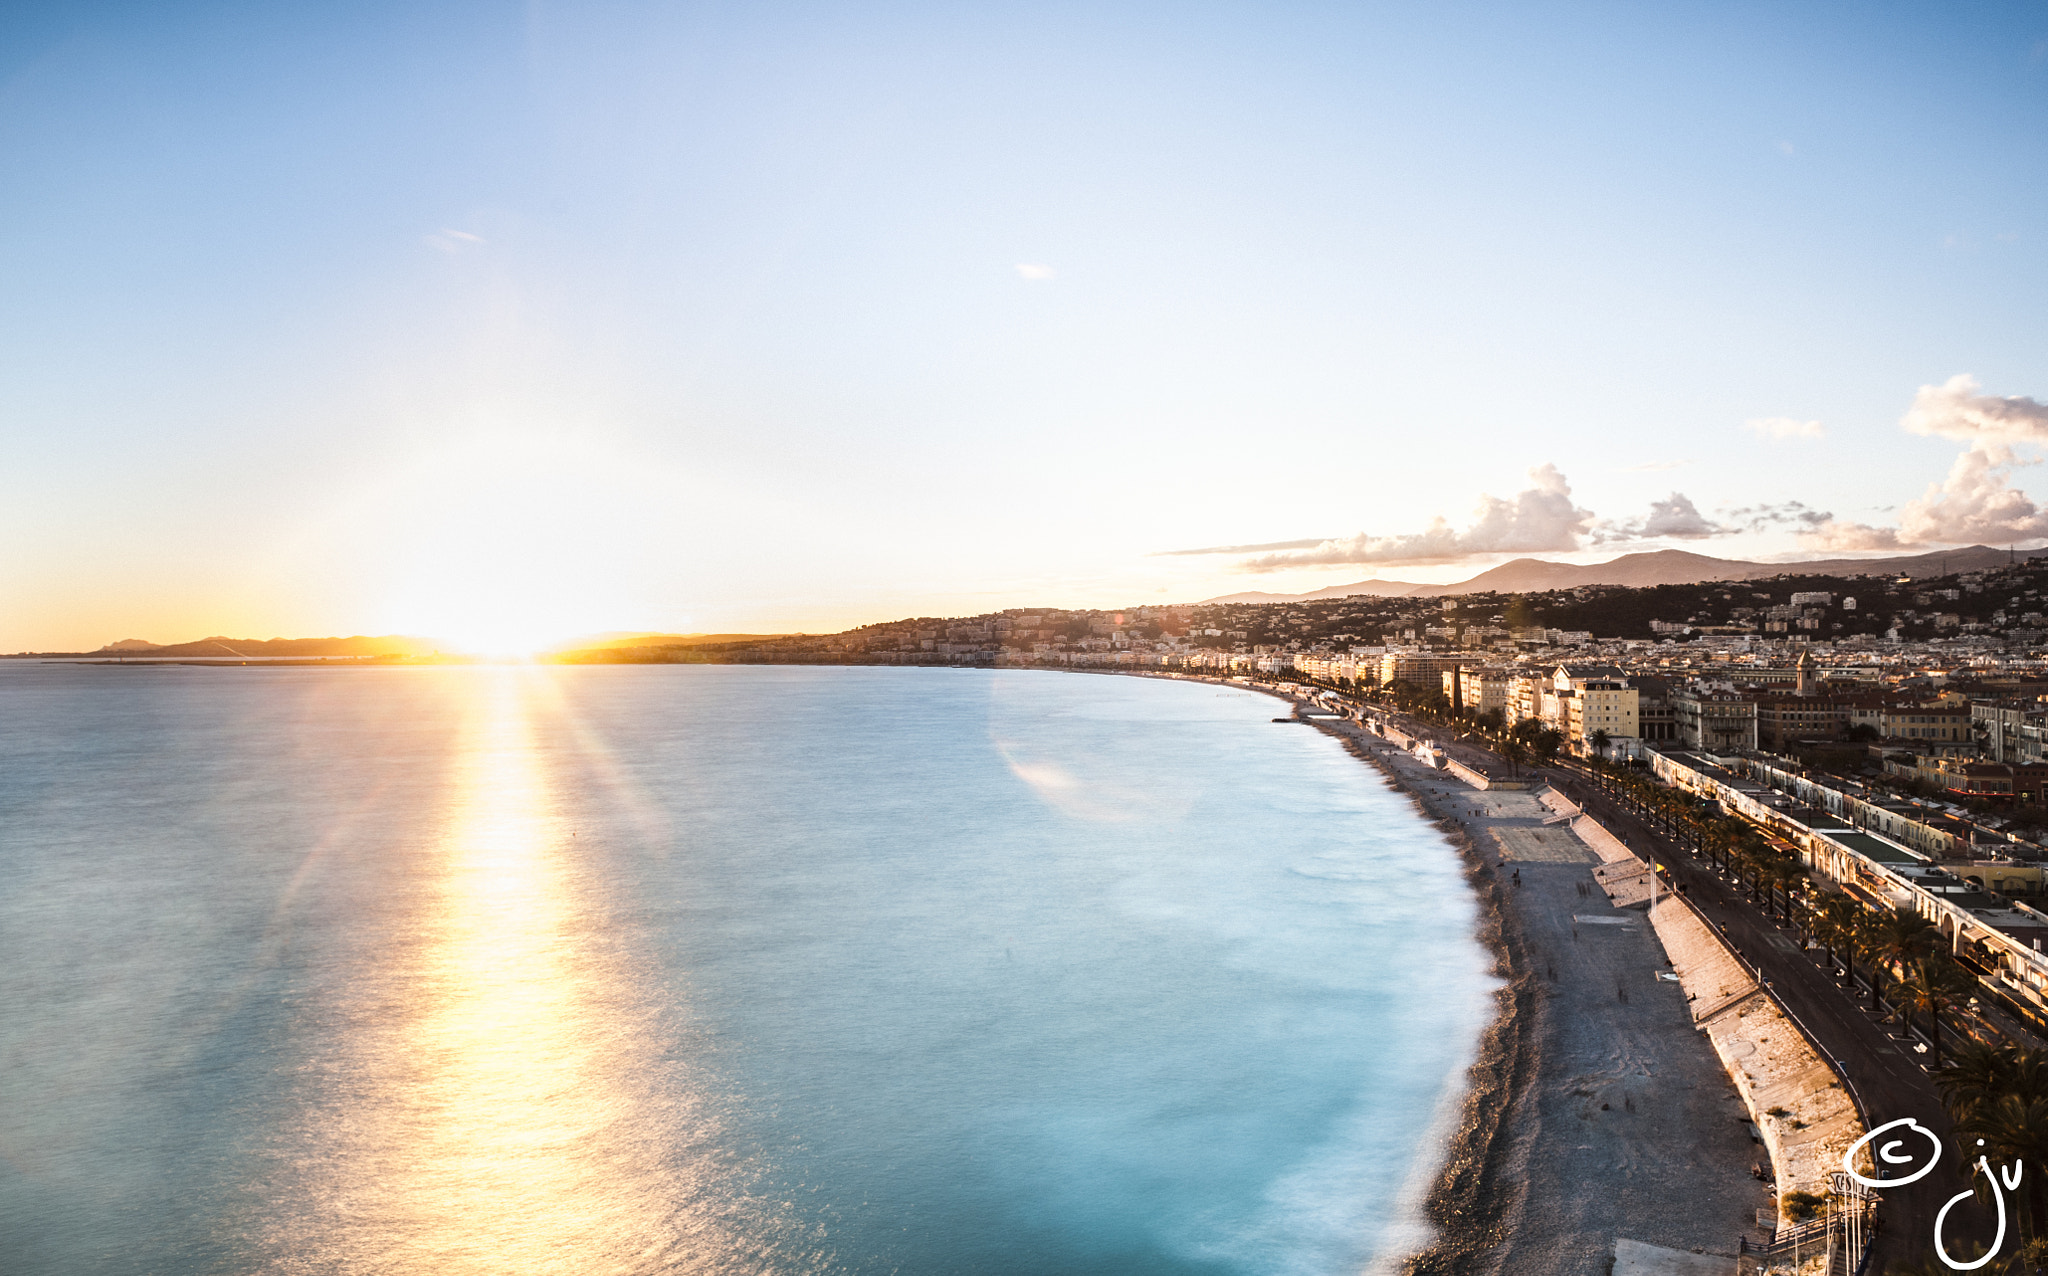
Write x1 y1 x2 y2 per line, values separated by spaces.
1236 683 1762 1273
1114 671 1540 1271
1317 723 1539 1276
1136 671 1543 1272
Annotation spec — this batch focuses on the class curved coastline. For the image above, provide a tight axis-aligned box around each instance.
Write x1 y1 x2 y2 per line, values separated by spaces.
1119 671 1762 1275
1118 671 1535 1273
1331 728 1537 1276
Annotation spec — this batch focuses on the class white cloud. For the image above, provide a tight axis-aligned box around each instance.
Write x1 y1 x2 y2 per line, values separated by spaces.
1014 263 1056 280
1777 140 1796 158
1594 492 1721 542
1798 374 2048 551
1154 537 1331 557
1638 493 1717 537
1897 444 2048 544
1241 464 1593 570
1798 520 1907 552
1901 373 2048 445
1745 417 1824 441
1722 500 1833 533
424 228 485 254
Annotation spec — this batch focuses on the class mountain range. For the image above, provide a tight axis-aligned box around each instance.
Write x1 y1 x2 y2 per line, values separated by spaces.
84 632 791 657
1198 546 2048 605
91 635 442 658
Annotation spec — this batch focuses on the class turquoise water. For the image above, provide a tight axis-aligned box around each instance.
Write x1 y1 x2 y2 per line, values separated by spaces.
0 664 1494 1275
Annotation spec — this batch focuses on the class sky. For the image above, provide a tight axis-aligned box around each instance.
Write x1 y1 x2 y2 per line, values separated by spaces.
2 1 2046 651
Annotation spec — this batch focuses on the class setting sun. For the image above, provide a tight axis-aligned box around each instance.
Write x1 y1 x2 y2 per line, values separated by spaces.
431 622 569 659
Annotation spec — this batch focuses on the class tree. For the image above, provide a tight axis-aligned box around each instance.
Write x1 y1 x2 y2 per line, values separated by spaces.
1781 1189 1825 1223
1496 736 1529 779
1865 908 1944 1013
1954 1089 2048 1247
1511 719 1565 764
1590 728 1612 757
1935 1039 2017 1121
1815 896 1868 989
1893 955 1975 1065
1757 852 1808 926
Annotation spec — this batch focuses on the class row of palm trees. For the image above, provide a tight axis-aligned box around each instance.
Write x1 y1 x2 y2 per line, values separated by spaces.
1583 759 1809 919
1583 758 1985 1065
1811 897 1979 1064
1319 683 1994 1069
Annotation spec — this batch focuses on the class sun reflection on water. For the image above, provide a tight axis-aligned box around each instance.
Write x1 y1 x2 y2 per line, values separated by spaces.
262 669 786 1275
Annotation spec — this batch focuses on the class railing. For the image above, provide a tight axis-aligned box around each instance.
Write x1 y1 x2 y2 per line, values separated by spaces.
1739 1216 1829 1255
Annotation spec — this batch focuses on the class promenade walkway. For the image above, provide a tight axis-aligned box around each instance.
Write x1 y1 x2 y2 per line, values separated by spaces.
1326 694 2012 1267
1326 723 1765 1274
1543 761 1998 1267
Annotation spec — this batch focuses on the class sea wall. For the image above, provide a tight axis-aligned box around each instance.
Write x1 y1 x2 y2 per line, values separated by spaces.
1647 897 1864 1227
1443 756 1536 791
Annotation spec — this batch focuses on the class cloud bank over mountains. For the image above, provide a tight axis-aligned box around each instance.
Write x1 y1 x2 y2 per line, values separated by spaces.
1237 463 1594 569
1167 375 2048 572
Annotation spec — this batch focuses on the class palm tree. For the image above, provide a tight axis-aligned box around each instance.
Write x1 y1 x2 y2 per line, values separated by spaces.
1955 1090 2048 1246
1936 1039 2018 1122
1893 955 1975 1065
1815 896 1867 986
1866 908 1944 1013
1767 856 1810 928
1725 829 1770 902
1496 736 1528 780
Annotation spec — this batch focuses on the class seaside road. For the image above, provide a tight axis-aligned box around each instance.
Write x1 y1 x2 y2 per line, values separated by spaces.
1337 733 1766 1274
1549 768 1996 1266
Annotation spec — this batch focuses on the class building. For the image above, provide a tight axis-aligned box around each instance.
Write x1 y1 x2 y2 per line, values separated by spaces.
1975 698 2048 764
1504 672 1545 727
1442 666 1511 719
1552 664 1639 751
1849 699 1973 751
1633 675 1680 742
1675 686 1760 752
1380 652 1464 689
1752 691 1871 751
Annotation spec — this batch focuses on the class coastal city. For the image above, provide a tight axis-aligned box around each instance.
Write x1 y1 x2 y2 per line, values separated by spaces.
13 3 2048 1275
567 549 2048 1271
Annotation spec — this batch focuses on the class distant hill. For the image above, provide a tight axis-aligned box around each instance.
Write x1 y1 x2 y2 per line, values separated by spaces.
1202 545 2048 604
1200 579 1427 605
575 632 792 650
97 635 443 658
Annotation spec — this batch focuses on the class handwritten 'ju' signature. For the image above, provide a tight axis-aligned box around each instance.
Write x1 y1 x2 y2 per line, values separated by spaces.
1844 1118 2022 1271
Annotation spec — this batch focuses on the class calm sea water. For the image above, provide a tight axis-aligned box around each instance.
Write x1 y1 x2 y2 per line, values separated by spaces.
0 663 1494 1276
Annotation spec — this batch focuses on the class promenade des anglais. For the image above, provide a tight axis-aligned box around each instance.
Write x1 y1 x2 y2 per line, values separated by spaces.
6 4 2047 1276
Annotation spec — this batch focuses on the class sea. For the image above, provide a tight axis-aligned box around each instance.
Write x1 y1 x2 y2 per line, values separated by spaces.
0 663 1496 1276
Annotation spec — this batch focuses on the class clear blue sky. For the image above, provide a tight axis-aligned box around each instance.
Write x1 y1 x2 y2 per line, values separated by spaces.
3 1 2045 649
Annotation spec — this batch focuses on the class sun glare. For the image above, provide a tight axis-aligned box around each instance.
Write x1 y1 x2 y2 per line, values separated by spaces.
360 435 689 659
436 623 567 659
